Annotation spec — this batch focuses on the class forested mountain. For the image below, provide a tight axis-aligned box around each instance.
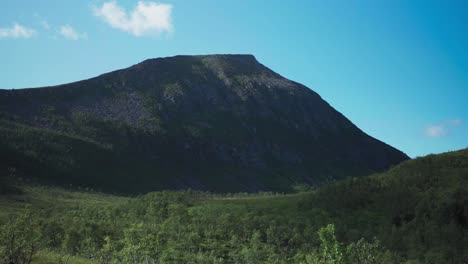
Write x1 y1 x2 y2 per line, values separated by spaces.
0 55 408 193
0 149 466 263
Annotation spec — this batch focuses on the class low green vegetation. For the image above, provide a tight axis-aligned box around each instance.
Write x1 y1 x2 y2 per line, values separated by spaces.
1 149 467 263
0 191 394 264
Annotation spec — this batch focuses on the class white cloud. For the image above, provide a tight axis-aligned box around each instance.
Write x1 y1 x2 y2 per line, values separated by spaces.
424 118 462 138
93 1 173 36
59 25 87 40
425 125 447 138
0 23 35 39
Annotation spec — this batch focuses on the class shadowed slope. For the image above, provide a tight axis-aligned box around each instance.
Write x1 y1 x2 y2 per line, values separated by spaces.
0 55 408 193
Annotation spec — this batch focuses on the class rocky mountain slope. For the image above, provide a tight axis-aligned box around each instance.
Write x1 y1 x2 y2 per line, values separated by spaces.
0 55 408 193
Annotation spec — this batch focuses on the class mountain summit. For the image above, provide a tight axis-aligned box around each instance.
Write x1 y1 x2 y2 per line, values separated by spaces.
0 55 408 193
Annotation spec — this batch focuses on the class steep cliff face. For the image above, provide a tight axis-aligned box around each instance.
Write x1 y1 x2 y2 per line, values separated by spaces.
0 55 409 193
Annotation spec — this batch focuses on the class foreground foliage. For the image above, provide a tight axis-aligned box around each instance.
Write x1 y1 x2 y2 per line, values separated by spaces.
0 206 391 264
0 149 467 263
0 209 40 264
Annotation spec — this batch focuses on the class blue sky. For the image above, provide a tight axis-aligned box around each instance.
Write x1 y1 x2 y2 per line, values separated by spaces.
1 0 467 157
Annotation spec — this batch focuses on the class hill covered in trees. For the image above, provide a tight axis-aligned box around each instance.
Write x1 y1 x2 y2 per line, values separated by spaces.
0 55 408 193
1 148 466 263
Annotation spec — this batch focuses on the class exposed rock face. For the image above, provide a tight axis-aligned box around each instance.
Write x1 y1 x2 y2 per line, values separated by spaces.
0 55 409 193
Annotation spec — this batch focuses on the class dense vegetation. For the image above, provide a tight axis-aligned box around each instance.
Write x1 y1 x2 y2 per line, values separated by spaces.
303 149 468 263
0 55 408 194
0 190 397 264
1 149 466 263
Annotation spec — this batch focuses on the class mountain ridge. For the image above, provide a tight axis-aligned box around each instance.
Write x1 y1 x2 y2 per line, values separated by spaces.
0 54 409 193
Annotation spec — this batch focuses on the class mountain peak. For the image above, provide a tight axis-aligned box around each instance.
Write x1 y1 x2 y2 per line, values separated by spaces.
140 54 258 64
127 54 265 78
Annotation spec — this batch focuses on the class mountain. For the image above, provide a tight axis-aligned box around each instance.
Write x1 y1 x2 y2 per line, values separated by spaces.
0 54 408 193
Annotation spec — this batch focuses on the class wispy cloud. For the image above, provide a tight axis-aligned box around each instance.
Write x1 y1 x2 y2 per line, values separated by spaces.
425 124 447 137
0 23 35 39
448 118 462 126
424 118 462 138
59 25 87 40
93 1 173 37
34 14 50 30
40 20 50 30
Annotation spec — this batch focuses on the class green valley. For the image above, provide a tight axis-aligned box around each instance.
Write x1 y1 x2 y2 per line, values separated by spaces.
1 149 466 263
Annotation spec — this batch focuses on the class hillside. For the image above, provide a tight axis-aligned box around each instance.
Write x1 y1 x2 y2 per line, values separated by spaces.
0 149 466 263
0 55 408 193
305 148 468 263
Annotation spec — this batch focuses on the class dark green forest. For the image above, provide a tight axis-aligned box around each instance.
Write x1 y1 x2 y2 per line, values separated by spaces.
1 148 467 263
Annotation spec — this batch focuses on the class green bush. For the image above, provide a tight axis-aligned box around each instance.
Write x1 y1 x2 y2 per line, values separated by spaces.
0 208 41 264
